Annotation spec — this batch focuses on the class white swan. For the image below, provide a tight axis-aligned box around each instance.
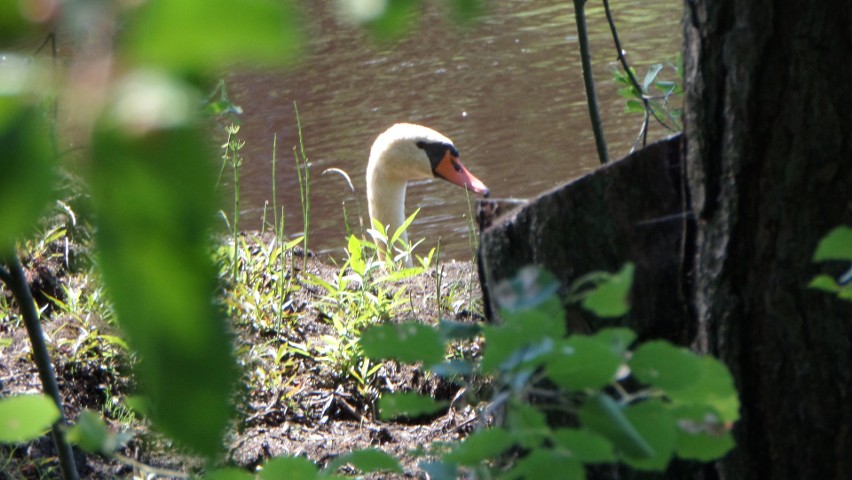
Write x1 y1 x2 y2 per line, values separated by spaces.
366 123 489 263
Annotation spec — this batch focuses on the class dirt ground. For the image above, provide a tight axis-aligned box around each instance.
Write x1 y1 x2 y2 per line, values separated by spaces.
0 238 487 479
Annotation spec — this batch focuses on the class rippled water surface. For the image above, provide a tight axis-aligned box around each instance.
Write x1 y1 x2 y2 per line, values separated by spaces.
226 1 683 259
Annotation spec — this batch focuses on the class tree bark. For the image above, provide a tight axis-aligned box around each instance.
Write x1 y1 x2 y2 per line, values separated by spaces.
684 0 852 478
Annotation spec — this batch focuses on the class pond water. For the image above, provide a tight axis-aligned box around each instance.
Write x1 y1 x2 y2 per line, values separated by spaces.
224 1 683 260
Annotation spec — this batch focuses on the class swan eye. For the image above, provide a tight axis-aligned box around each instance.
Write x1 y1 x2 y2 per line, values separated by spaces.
417 140 458 170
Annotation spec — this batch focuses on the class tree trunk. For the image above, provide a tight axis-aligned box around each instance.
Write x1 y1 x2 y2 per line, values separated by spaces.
684 0 852 478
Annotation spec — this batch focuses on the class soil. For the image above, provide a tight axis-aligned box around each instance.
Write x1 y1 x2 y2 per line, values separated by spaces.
0 235 487 479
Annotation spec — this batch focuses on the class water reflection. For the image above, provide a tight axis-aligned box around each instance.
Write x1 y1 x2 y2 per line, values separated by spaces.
225 0 682 259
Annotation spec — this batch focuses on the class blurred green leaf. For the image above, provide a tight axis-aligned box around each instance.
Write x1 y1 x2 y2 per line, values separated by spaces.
588 327 636 356
580 263 634 317
260 456 318 480
123 0 303 72
579 394 654 459
547 335 622 390
379 392 447 420
808 274 841 293
443 428 514 466
671 404 735 461
507 403 550 448
341 0 421 39
449 0 485 22
65 410 125 454
360 322 445 366
629 340 702 392
621 399 675 470
503 449 585 480
663 356 740 423
438 319 481 341
0 395 59 443
430 359 473 377
0 95 56 249
90 72 236 458
552 428 616 463
813 226 852 261
326 448 402 475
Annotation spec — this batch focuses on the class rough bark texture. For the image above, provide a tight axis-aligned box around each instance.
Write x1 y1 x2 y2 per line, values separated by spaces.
478 135 693 343
684 0 852 478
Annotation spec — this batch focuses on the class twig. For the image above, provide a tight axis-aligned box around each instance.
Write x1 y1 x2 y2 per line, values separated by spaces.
603 0 678 150
0 253 80 480
573 0 609 165
113 453 191 479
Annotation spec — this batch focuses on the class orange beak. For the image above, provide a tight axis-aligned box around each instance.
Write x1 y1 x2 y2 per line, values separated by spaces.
433 151 490 197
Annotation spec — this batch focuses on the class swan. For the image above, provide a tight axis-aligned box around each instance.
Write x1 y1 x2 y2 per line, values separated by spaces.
366 123 489 264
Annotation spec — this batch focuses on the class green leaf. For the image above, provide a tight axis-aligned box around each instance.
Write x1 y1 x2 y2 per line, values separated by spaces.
552 428 616 463
503 449 585 480
379 392 447 420
630 340 702 392
65 410 129 455
124 0 303 72
360 322 445 366
579 394 654 459
671 404 735 461
507 403 550 448
642 64 664 91
813 226 852 261
326 448 402 475
547 335 622 390
430 359 473 377
443 428 514 466
438 320 482 341
808 274 841 293
260 456 318 480
589 327 636 356
663 356 740 423
0 95 57 248
390 208 420 246
90 73 236 458
580 263 634 317
621 400 676 470
0 395 59 443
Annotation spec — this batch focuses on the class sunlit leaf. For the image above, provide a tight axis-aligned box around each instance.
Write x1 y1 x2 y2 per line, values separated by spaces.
0 93 56 248
90 72 236 458
630 340 702 392
663 356 740 423
547 336 622 390
443 428 514 466
813 226 852 261
580 263 634 317
379 392 447 420
326 448 402 475
552 428 616 463
260 456 318 480
123 0 303 72
360 322 444 366
579 394 654 459
621 399 675 470
671 404 735 461
0 395 59 443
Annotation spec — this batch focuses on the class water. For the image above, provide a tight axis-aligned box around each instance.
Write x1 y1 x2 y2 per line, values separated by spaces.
224 1 683 260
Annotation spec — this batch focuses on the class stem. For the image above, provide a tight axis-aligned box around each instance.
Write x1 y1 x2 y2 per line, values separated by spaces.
0 253 79 480
573 0 609 165
231 130 240 282
293 102 310 272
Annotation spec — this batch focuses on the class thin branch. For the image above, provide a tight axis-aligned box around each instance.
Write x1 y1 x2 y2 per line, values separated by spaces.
0 253 80 480
603 0 678 149
573 0 609 165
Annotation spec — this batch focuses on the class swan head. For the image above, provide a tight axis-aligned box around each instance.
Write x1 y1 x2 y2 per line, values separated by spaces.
367 123 489 196
366 123 489 262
